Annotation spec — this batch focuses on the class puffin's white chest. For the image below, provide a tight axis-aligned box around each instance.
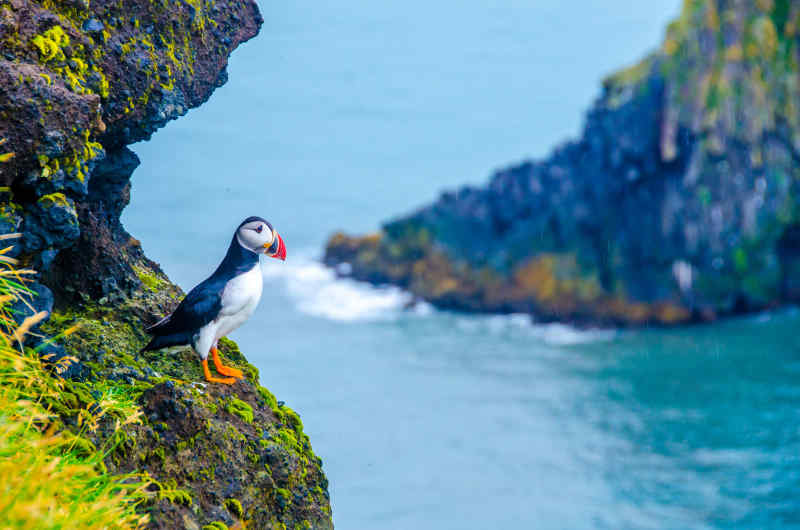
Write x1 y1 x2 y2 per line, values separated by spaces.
217 264 263 336
194 265 263 358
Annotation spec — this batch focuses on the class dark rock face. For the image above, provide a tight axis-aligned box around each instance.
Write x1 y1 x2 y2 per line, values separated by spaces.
326 0 800 326
43 146 148 299
0 0 262 302
131 379 332 530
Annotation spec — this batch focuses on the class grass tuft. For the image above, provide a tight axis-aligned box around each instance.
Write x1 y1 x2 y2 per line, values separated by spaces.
0 239 151 529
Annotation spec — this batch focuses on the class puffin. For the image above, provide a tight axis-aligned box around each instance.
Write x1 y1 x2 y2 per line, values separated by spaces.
142 216 286 384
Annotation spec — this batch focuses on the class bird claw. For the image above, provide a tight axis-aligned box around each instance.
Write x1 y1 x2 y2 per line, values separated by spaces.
211 347 245 379
217 365 244 379
202 359 237 385
206 375 236 385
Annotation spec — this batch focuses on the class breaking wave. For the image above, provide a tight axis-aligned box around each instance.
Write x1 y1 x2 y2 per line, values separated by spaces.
454 314 616 345
262 254 615 344
261 254 421 322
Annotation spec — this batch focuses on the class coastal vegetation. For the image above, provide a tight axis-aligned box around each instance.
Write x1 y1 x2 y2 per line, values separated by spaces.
0 236 149 528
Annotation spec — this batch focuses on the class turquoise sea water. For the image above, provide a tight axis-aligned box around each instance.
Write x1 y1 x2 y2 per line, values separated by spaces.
124 2 800 528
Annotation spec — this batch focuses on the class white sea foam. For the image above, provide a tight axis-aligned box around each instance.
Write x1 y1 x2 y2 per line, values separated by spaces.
457 313 615 345
528 322 616 345
263 253 615 344
261 254 413 322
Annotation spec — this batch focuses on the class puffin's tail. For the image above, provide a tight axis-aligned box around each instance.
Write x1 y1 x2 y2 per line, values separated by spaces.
140 332 192 353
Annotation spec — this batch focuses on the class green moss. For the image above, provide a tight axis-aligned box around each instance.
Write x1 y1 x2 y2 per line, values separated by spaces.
282 407 303 431
274 429 302 454
134 265 169 292
276 487 291 506
34 130 104 183
24 22 110 187
257 385 279 411
151 478 192 506
225 398 254 424
202 523 228 530
175 433 200 452
204 399 219 414
223 424 246 443
216 336 239 358
108 429 136 464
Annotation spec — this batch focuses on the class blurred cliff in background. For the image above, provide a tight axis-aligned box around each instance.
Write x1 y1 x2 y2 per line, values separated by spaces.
326 0 800 326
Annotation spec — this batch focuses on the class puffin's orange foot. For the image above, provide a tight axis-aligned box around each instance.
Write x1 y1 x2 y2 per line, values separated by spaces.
211 347 244 379
219 365 244 378
202 359 235 385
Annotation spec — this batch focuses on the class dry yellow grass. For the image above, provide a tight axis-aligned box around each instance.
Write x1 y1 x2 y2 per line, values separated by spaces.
0 239 150 529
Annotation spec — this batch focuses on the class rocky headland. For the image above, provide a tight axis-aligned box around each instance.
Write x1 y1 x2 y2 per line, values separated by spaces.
325 0 800 327
0 0 333 527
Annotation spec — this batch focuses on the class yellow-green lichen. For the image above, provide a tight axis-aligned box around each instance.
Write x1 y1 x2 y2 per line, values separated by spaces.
31 26 69 62
38 192 72 209
34 129 103 183
30 25 110 99
224 498 243 518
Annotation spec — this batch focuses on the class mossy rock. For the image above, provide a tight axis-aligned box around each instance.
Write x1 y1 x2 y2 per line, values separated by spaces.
41 276 332 529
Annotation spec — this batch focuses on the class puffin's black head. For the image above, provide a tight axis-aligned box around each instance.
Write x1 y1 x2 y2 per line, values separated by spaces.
236 216 287 260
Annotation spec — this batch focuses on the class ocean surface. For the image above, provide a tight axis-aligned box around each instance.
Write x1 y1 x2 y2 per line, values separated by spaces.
123 1 800 528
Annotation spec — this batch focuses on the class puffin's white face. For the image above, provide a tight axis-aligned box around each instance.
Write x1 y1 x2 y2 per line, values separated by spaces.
236 219 287 260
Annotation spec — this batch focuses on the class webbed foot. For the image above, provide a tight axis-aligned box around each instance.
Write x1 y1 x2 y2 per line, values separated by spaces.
202 359 235 385
211 346 244 379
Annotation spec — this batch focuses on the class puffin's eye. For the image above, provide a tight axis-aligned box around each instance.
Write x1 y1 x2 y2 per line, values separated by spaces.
255 225 263 233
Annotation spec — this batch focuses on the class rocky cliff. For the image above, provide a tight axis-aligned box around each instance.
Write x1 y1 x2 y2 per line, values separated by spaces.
326 0 800 326
0 0 333 527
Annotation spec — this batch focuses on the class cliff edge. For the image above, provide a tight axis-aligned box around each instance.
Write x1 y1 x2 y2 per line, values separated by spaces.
0 0 333 527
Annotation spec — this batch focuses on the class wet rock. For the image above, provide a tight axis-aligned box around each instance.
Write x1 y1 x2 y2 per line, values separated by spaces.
8 281 53 326
39 341 89 380
22 194 80 256
41 130 67 158
81 18 104 33
3 281 87 379
0 209 22 258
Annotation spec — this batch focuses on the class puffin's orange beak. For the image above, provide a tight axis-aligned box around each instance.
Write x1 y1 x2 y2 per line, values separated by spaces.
266 232 286 261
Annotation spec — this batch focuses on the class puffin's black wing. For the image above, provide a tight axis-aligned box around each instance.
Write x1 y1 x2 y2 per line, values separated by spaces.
141 278 224 352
